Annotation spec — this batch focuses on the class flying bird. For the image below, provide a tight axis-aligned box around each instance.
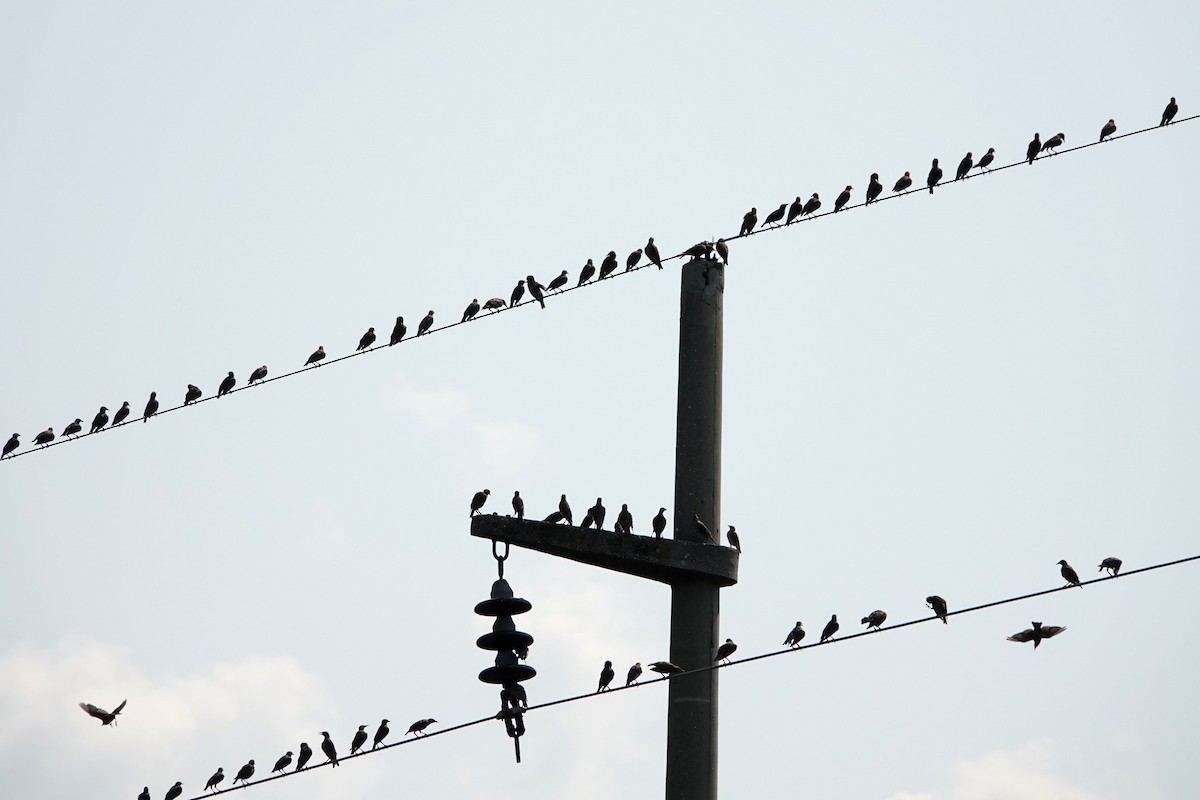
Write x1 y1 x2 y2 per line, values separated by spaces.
1098 557 1123 577
512 490 524 520
599 252 619 280
79 698 126 726
2 433 18 457
626 662 643 685
763 203 787 227
784 621 805 648
510 280 526 307
1161 96 1178 126
218 371 236 397
112 401 131 426
649 661 684 676
1007 621 1066 649
714 238 729 265
955 152 973 180
926 158 943 193
1042 132 1065 155
272 752 293 772
373 719 391 749
296 742 313 771
588 498 606 530
1099 119 1117 142
558 494 573 525
652 508 667 538
357 327 377 350
390 316 407 345
350 724 368 754
418 310 436 334
547 270 569 291
470 489 491 516
975 147 996 171
740 208 757 236
820 614 839 643
525 275 547 308
462 299 481 322
865 174 883 205
1026 132 1042 164
726 525 741 552
249 365 268 384
184 385 202 405
305 346 326 366
165 782 183 800
143 392 159 422
1058 559 1082 587
645 237 662 269
694 514 716 544
204 768 224 791
597 660 615 692
407 718 437 736
892 172 912 192
715 638 737 663
320 731 339 767
483 297 506 312
616 504 633 534
34 428 55 446
626 249 643 271
926 595 949 624
861 610 887 631
786 196 805 224
233 760 255 786
801 193 821 217
63 419 83 438
578 259 596 286
90 406 109 433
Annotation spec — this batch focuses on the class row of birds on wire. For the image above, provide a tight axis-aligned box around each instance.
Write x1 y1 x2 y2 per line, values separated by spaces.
3 97 1184 463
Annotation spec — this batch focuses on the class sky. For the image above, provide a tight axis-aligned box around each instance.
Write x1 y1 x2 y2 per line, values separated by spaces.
1 3 1198 799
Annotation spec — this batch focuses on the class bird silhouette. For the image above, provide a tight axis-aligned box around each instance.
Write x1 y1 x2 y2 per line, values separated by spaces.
296 742 313 771
350 724 368 754
184 385 202 405
975 147 995 172
407 718 437 736
861 610 887 631
233 760 255 786
470 489 491 516
547 270 570 292
926 159 943 193
305 346 326 366
726 525 741 552
1161 97 1178 126
510 280 526 307
462 299 481 322
526 275 547 308
597 660 615 692
417 310 435 335
578 259 596 286
218 371 236 397
801 193 821 217
1058 559 1082 587
79 698 126 726
616 504 633 534
165 781 183 800
558 494 573 525
139 788 149 800
892 172 912 192
715 638 737 663
1098 557 1123 577
694 514 716 544
649 661 684 676
390 316 407 345
955 152 973 180
599 252 619 280
580 510 595 529
652 508 667 538
865 174 883 205
143 392 159 422
763 203 787 227
926 595 949 624
112 401 131 425
740 208 757 236
373 719 390 749
2 433 18 458
272 752 293 772
715 238 729 266
681 242 710 260
1008 621 1066 649
34 428 55 446
90 406 109 433
542 510 565 524
588 498 606 530
626 662 643 685
320 731 338 767
784 621 805 648
646 238 663 269
248 366 268 384
1100 119 1117 142
786 196 805 224
1042 132 1065 155
63 419 83 438
204 768 224 791
357 327 377 350
626 249 643 271
834 186 852 212
512 490 524 520
1026 133 1041 164
820 614 839 642
483 297 506 312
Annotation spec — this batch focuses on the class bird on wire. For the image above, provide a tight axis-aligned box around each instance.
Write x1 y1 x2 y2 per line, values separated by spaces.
1100 119 1117 142
296 742 313 771
626 662 642 686
726 525 741 552
2 433 19 457
652 508 667 538
90 406 109 433
483 297 506 312
143 392 158 422
626 249 642 271
470 489 490 516
547 270 569 292
249 365 268 385
407 718 437 737
892 171 912 192
233 761 255 786
1098 557 1123 577
786 196 805 224
1026 132 1042 164
305 346 326 366
740 207 757 236
578 259 595 286
112 401 130 425
645 237 662 269
834 186 852 212
34 428 55 446
763 202 787 227
357 327 376 350
320 731 339 767
597 661 615 692
204 768 224 791
1042 132 1065 155
512 490 524 520
783 621 805 648
79 698 126 726
418 310 436 335
184 385 202 405
217 371 236 397
510 280 526 307
681 241 710 260
462 299 481 322
649 661 684 676
1160 97 1178 126
865 174 883 205
801 193 821 217
861 610 887 631
526 275 547 308
975 147 996 172
715 638 737 664
599 251 619 280
390 316 407 345
272 752 293 773
926 595 949 624
373 719 390 750
955 152 973 180
1058 559 1083 587
63 419 83 438
926 158 943 193
350 724 368 754
1007 621 1066 649
820 614 839 643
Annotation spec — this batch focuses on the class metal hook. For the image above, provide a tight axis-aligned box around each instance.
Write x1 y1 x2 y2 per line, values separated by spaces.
491 538 509 577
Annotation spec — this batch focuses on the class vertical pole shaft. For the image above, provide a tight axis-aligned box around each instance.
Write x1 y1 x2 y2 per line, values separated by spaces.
665 257 724 800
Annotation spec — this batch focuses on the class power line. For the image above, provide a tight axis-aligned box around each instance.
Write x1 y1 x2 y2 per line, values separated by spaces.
182 550 1198 799
6 112 1195 464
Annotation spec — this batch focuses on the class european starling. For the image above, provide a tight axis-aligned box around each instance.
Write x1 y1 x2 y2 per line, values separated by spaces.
783 621 805 648
272 751 293 772
578 259 596 286
462 299 481 322
547 270 569 291
652 507 667 538
715 238 729 266
139 788 150 800
1160 97 1178 126
516 644 529 660
407 718 437 736
143 392 159 422
861 610 887 631
588 497 606 530
526 275 546 308
926 158 943 193
90 406 109 433
975 147 996 171
892 172 912 192
649 661 684 676
249 365 268 384
184 385 202 405
350 724 368 754
681 242 709 260
626 249 642 271
786 196 805 224
715 638 737 663
34 428 55 446
373 719 390 749
1007 621 1066 649
580 510 594 529
645 237 663 269
470 489 490 516
865 174 883 205
926 595 949 624
694 513 716 544
165 781 183 800
218 371 236 397
558 494 573 525
1026 132 1041 164
740 207 757 236
543 510 565 524
1058 559 1082 587
626 662 642 686
320 731 338 767
615 504 633 534
763 203 787 227
955 152 973 180
599 252 619 280
512 490 524 520
726 525 741 552
597 660 615 692
357 327 377 350
112 401 130 425
820 614 839 643
834 186 852 212
801 193 821 217
305 346 326 366
1098 557 1123 577
2 433 18 457
233 760 254 786
79 698 126 726
390 316 407 345
1099 119 1117 142
1042 132 1065 155
483 297 506 312
510 280 526 307
63 419 83 438
417 310 435 334
204 768 224 791
296 742 313 771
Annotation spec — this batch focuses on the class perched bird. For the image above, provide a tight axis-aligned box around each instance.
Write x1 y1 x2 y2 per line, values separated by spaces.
786 196 805 224
184 385 202 405
272 751 293 773
305 346 326 366
510 280 526 307
233 761 255 786
79 698 126 726
763 202 787 227
542 510 565 524
218 371 236 397
526 275 546 308
1058 559 1083 587
681 242 710 260
861 610 887 631
139 788 150 800
599 252 619 280
926 595 949 624
505 681 528 708
516 644 530 660
588 498 606 530
350 724 368 754
373 719 390 749
801 193 821 217
616 504 634 534
597 660 615 692
652 507 667 538
462 299 481 322
165 782 183 800
143 392 159 422
512 490 524 520
626 662 643 686
34 428 55 446
580 510 595 529
1026 132 1042 164
2 433 18 457
204 768 225 791
577 259 596 286
892 171 913 192
820 614 839 643
714 238 729 266
357 327 377 350
248 366 268 385
726 525 741 552
645 237 662 269
1161 96 1178 127
1100 119 1117 142
390 316 407 345
975 147 996 171
926 158 943 193
739 207 757 236
694 514 716 544
483 297 506 312
470 489 491 516
625 249 643 271
1007 621 1067 649
417 310 435 335
547 270 569 291
649 661 684 676
1042 132 1065 155
1098 557 1123 577
715 638 737 664
558 494 573 525
955 152 973 180
112 401 131 426
320 731 339 767
834 186 852 212
63 419 83 438
90 406 110 433
865 174 883 205
407 718 437 736
296 742 313 771
783 621 805 648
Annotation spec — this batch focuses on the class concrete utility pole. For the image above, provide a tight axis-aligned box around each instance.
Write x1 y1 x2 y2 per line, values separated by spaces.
471 256 734 800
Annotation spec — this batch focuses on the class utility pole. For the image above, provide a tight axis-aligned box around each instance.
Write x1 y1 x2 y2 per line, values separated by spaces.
471 256 734 800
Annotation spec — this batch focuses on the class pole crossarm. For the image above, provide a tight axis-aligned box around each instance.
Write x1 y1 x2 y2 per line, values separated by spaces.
470 515 739 587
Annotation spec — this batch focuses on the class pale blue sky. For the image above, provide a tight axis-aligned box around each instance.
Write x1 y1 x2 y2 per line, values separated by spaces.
1 3 1198 799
